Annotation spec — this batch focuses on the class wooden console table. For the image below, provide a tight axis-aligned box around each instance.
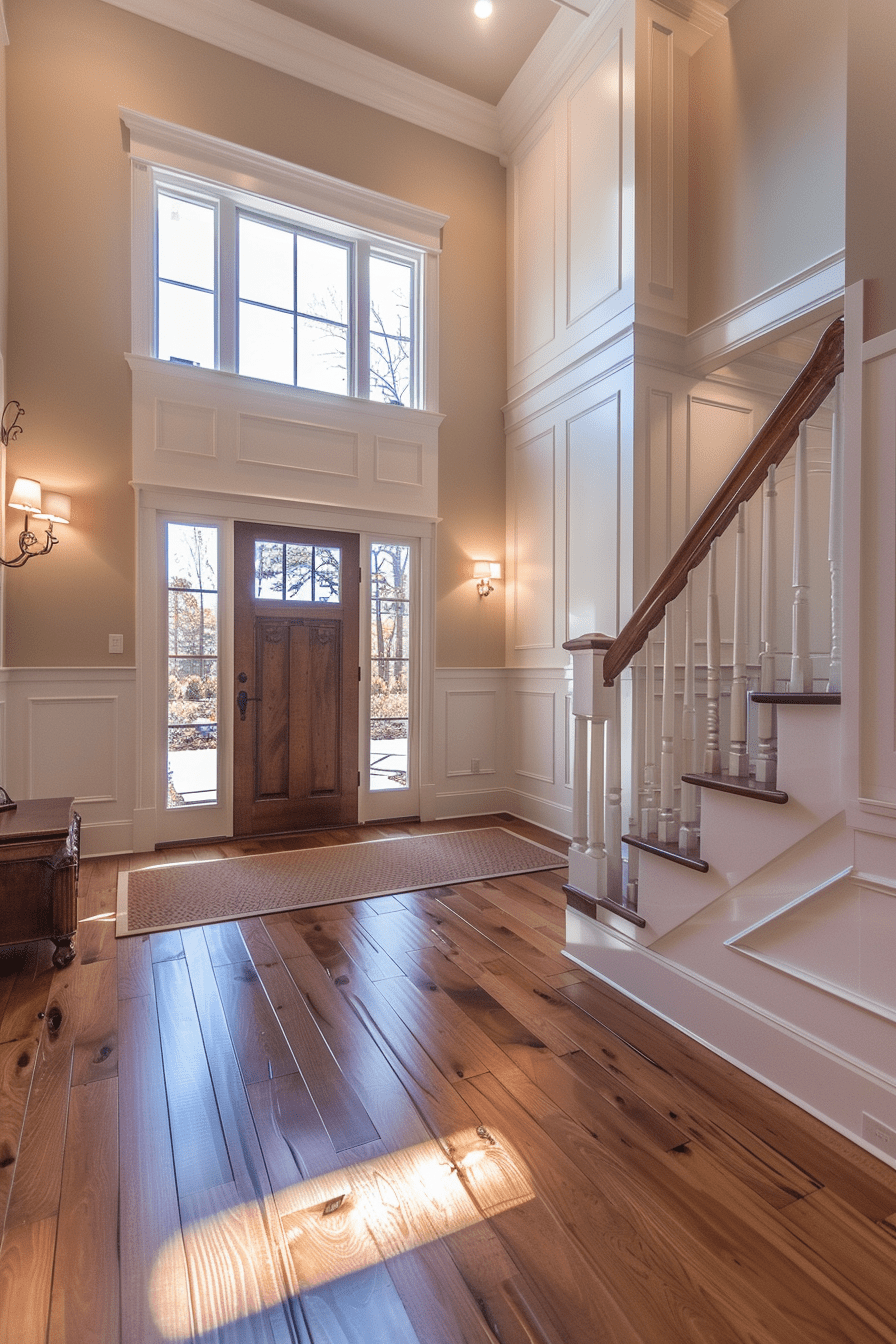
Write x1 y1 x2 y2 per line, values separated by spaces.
0 797 80 967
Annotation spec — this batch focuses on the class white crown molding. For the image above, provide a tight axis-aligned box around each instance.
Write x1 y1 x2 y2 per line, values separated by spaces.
498 0 620 154
103 0 502 157
120 107 449 249
652 0 734 37
686 252 846 376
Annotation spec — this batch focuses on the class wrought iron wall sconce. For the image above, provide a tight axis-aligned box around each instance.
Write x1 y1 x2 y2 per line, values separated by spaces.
473 560 501 597
1 401 71 568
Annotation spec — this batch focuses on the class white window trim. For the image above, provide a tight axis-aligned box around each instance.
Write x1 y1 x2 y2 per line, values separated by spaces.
123 106 445 411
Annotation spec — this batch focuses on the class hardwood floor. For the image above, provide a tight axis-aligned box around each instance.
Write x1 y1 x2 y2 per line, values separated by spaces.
2 813 896 1342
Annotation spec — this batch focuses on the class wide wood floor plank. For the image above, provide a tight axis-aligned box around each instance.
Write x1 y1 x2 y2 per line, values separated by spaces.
0 1215 57 1344
3 962 78 1231
244 947 381 1154
117 932 154 999
560 976 896 1221
119 990 193 1344
212 958 299 1085
48 1076 120 1344
153 956 233 1198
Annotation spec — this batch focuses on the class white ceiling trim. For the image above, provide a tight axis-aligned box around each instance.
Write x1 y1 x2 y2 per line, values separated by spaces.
101 0 503 156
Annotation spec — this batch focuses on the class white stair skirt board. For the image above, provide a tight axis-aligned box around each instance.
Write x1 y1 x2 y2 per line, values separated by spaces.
627 705 844 941
564 860 896 1174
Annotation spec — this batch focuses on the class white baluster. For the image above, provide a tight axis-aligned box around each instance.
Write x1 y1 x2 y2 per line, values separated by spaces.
586 717 607 893
790 422 813 692
606 679 623 900
658 606 677 842
679 579 699 853
705 541 721 774
640 637 658 837
756 465 778 786
828 375 843 694
729 502 750 777
571 715 589 858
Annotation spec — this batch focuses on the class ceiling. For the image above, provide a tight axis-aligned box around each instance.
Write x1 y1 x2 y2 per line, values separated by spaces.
252 0 562 104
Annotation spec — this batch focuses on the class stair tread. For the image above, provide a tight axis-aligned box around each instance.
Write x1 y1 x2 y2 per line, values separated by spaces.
681 771 788 804
751 691 841 705
623 833 709 872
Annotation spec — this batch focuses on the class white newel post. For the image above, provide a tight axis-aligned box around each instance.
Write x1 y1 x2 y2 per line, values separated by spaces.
563 634 620 907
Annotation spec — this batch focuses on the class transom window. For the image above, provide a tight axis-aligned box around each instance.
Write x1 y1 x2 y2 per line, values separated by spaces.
154 176 421 406
255 541 341 603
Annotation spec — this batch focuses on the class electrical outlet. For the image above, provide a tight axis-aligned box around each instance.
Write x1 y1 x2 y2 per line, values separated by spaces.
471 758 480 773
863 1113 896 1155
108 634 124 655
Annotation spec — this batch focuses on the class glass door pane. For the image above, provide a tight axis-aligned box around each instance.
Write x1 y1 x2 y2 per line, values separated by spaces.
370 543 410 791
166 523 219 808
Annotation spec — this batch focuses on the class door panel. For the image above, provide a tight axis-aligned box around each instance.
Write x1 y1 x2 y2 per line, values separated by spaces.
234 522 359 835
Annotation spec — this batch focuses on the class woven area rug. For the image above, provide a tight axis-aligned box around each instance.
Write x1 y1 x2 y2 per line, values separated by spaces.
116 827 568 937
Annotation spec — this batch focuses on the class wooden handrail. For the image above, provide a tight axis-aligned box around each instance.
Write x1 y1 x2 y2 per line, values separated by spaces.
602 316 844 685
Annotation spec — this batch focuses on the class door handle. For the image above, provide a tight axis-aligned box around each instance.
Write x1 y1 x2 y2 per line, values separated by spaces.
236 689 260 720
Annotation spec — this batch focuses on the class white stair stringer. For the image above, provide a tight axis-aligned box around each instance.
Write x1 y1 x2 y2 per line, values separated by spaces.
564 813 896 1168
622 703 844 943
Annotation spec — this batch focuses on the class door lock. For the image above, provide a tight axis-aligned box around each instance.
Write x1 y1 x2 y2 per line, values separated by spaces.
236 689 260 720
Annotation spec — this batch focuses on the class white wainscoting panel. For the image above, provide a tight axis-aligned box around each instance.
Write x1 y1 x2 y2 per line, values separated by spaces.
567 392 621 640
566 34 622 326
514 688 556 783
512 119 557 367
512 430 556 652
29 697 118 802
374 436 425 487
445 690 499 778
0 667 137 856
433 667 573 839
156 400 217 457
238 413 359 479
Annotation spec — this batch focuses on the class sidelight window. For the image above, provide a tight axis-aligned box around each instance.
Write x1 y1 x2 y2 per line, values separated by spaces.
166 523 219 808
370 542 410 791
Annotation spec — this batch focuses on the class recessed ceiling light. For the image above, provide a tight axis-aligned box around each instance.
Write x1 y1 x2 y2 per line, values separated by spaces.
474 1 493 17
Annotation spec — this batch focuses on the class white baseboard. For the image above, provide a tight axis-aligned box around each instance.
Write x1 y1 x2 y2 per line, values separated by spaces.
81 818 135 858
565 908 896 1171
503 786 573 839
435 786 511 819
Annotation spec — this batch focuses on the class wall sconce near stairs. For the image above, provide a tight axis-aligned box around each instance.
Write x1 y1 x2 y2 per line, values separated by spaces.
1 402 71 568
473 560 501 597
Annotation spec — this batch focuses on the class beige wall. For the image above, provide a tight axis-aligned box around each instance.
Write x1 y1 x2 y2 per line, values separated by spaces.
3 0 506 667
688 0 845 332
846 0 896 340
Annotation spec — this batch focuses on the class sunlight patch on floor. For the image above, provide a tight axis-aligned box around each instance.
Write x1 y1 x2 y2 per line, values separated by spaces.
150 1126 533 1338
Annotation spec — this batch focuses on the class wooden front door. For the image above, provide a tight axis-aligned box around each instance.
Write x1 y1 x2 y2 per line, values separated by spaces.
233 522 360 835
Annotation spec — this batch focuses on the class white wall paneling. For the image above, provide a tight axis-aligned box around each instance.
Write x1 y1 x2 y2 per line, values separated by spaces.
128 357 443 522
566 34 624 326
514 689 557 783
0 668 137 856
510 429 556 654
567 392 622 640
512 119 557 368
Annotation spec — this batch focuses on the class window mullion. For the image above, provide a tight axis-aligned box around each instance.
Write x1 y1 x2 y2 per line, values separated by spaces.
356 241 371 400
219 199 237 373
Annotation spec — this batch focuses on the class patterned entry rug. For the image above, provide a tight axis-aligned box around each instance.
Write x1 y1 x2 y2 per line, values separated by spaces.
116 827 568 937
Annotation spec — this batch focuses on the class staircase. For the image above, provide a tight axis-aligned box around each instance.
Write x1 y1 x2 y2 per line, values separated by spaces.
563 317 846 940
